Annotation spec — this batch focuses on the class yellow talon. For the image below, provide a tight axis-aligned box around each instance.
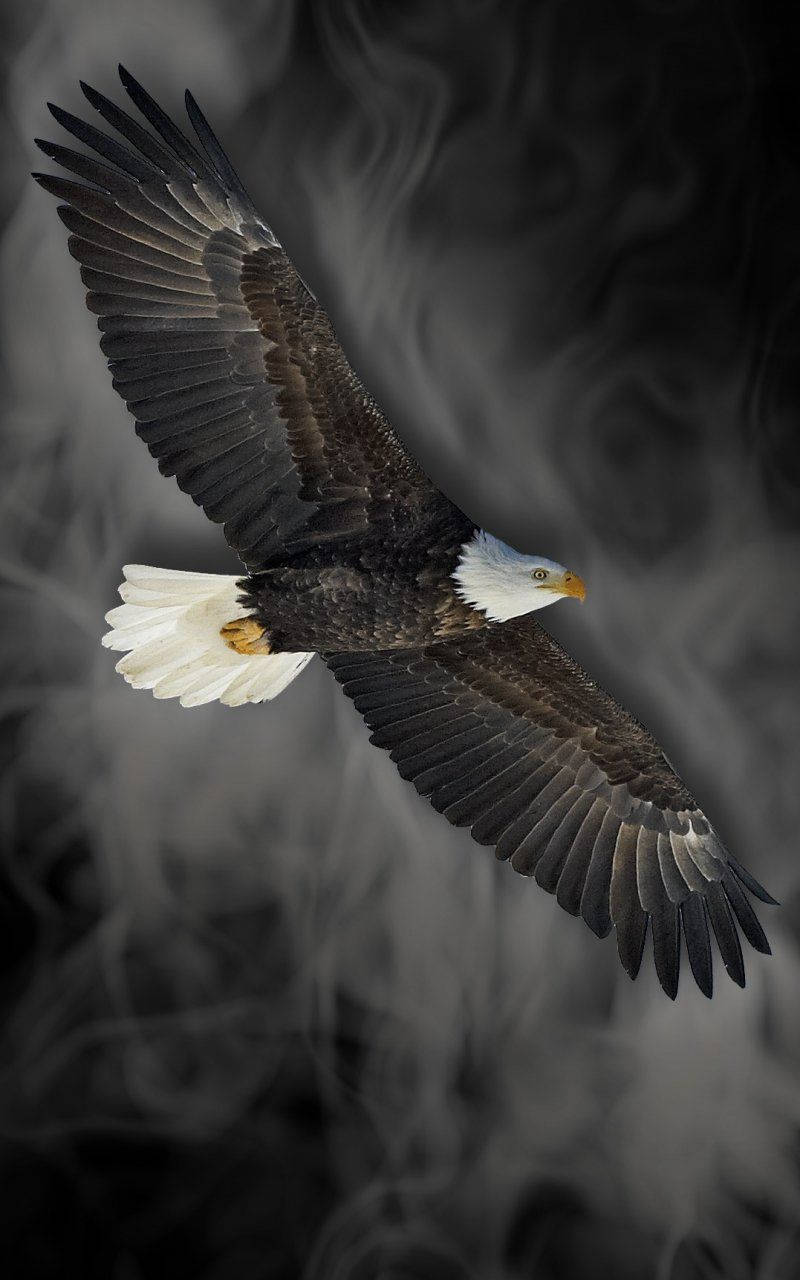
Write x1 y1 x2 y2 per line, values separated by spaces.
220 617 272 655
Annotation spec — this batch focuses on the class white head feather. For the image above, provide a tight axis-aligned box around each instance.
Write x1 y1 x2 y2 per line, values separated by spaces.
452 530 585 623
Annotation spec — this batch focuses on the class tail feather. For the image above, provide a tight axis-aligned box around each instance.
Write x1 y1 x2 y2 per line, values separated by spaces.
102 565 313 708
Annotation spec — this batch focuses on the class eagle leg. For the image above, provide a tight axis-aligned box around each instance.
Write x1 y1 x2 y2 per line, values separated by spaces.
220 617 272 655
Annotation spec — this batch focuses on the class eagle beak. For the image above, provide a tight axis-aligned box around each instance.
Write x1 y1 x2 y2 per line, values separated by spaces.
560 571 586 602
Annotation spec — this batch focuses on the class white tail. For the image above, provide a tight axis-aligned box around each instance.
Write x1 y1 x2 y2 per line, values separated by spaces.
102 565 314 708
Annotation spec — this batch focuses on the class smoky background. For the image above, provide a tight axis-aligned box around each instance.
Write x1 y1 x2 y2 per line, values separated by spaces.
1 1 799 1276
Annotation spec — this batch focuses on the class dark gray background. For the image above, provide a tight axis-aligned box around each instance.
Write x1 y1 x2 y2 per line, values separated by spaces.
1 2 799 1277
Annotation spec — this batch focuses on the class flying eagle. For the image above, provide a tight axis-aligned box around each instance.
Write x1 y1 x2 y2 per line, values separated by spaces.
33 67 776 1000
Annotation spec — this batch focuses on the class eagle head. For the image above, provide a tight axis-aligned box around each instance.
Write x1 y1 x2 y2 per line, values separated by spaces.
453 530 586 623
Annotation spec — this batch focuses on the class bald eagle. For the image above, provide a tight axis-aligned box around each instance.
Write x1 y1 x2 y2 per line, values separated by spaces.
34 67 775 1000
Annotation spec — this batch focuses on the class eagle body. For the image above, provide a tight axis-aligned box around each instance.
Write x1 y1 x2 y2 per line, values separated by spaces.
238 517 482 653
33 67 777 1000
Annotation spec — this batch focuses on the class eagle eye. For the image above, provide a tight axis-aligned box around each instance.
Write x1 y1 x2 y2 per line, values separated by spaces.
532 568 548 581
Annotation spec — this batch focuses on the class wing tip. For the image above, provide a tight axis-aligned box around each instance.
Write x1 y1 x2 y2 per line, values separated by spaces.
728 855 779 905
183 85 253 209
581 911 613 941
79 79 103 109
627 890 764 999
30 171 61 194
653 927 680 1000
616 920 649 984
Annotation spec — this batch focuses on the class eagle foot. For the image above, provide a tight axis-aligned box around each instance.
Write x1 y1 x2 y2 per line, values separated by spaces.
220 617 272 655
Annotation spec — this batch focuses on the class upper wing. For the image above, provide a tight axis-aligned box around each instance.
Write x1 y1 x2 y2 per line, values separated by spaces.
33 67 457 570
326 618 775 999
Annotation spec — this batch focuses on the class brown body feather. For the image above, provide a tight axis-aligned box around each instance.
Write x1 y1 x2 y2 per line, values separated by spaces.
237 510 481 652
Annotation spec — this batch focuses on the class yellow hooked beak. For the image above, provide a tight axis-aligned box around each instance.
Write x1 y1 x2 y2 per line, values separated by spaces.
559 570 586 601
539 569 586 601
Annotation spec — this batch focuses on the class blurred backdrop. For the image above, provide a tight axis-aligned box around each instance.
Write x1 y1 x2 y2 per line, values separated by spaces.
2 2 800 1277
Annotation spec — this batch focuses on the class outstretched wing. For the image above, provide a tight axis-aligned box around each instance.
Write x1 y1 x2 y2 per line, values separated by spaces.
33 67 460 570
326 619 775 999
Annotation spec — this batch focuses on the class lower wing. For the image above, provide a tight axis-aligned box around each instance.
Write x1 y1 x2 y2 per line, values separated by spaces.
326 617 775 999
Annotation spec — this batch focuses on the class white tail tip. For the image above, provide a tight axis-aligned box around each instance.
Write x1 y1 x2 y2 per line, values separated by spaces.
102 565 313 708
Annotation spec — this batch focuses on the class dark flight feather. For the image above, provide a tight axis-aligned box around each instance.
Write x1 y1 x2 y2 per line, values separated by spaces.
47 101 155 182
651 895 681 1001
680 894 713 998
705 881 746 987
578 808 619 938
722 871 771 955
610 825 649 980
535 792 596 893
556 799 608 917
